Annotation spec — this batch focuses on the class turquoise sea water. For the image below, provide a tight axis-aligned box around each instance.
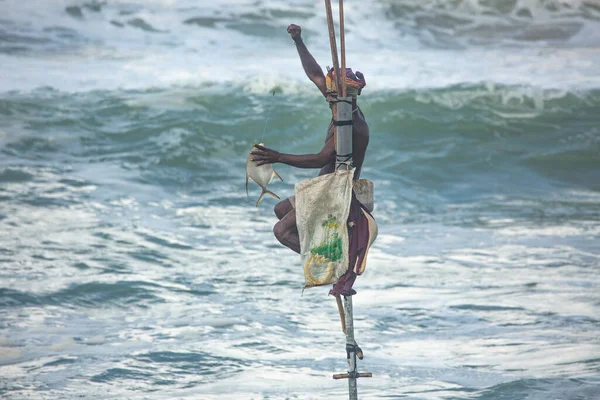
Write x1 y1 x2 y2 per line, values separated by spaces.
1 1 600 399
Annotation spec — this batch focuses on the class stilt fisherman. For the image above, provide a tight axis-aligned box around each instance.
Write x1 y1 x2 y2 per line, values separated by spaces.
251 24 377 296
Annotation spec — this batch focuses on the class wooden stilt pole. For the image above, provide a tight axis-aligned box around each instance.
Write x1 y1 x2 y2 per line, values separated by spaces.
325 1 371 399
330 0 352 172
343 295 358 400
339 0 347 98
324 0 341 92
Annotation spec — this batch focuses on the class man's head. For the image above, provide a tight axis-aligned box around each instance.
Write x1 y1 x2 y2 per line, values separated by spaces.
325 68 366 100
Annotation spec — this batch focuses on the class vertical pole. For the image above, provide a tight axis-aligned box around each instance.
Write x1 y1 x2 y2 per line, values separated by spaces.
324 0 341 91
335 1 356 398
335 97 352 171
333 0 351 171
344 295 358 400
325 2 364 399
339 0 346 98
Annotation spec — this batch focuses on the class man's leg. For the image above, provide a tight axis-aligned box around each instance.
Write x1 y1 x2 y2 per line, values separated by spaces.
274 197 294 220
273 210 300 254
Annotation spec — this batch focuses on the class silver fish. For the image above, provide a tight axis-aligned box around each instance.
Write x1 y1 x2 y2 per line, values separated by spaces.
246 143 283 207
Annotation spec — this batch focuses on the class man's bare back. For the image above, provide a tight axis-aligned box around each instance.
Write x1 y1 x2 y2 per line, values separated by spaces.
250 24 369 254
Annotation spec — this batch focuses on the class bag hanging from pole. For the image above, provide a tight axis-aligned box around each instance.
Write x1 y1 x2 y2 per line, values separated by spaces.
295 168 355 289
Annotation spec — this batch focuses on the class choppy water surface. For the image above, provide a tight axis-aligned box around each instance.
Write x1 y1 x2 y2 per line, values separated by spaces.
1 1 599 399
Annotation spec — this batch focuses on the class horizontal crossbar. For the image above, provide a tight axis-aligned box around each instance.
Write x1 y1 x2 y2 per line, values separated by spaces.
332 372 372 380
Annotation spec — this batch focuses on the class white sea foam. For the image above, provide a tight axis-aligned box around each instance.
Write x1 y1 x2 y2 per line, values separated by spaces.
0 0 599 93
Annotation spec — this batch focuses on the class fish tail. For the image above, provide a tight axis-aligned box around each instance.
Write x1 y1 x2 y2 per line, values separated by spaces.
256 190 267 207
256 189 280 207
266 190 280 200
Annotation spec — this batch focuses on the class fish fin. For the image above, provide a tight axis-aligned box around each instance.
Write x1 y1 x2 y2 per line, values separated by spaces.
273 170 283 182
246 173 249 197
255 190 267 207
266 190 280 200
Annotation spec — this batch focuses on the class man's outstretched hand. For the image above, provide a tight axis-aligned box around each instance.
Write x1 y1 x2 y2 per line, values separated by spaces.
287 24 302 41
251 144 281 166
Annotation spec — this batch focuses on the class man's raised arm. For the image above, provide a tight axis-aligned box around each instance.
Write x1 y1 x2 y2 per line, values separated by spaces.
288 24 327 97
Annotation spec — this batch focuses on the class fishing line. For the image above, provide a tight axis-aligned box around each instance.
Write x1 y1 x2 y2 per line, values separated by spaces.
259 90 276 144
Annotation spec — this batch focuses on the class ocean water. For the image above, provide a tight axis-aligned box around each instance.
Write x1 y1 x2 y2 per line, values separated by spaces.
1 0 600 399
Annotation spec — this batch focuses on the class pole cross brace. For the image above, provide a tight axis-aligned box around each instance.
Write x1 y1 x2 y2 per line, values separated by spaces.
332 372 373 380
